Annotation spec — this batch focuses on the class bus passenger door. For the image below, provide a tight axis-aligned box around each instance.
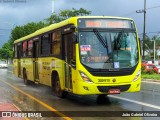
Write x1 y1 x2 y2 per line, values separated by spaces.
33 41 39 82
17 44 22 77
63 33 75 90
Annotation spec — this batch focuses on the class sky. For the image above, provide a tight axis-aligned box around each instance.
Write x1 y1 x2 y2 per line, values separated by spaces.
0 0 160 47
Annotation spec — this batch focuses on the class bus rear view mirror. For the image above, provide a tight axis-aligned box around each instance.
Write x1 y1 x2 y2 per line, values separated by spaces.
138 38 142 56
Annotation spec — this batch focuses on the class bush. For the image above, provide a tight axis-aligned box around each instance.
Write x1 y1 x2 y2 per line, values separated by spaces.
142 68 157 75
144 69 157 74
141 65 157 74
141 66 145 74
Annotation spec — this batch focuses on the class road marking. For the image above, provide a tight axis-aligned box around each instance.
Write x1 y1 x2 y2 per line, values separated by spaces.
12 103 29 120
3 71 160 112
109 95 160 110
0 79 72 120
142 80 160 85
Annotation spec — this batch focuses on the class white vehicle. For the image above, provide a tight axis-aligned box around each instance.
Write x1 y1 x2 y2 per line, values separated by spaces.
0 61 8 68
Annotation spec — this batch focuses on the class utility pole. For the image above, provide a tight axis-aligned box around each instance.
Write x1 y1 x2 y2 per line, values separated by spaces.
143 0 146 59
154 40 155 64
150 39 156 64
136 0 146 59
52 0 54 13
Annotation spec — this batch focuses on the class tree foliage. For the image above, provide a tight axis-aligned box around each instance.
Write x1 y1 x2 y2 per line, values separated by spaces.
0 21 46 61
9 21 46 47
0 43 13 62
143 35 160 59
45 8 91 24
0 8 91 61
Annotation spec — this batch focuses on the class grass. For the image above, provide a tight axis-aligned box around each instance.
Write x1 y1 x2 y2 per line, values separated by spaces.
142 73 160 80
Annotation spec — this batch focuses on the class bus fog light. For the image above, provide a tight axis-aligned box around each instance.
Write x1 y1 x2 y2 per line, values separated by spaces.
79 71 93 83
133 70 141 82
83 86 89 91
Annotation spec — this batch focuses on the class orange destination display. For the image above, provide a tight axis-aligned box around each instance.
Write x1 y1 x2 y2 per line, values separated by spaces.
78 18 135 29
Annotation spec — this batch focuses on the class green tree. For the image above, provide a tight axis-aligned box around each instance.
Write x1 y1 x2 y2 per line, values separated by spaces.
144 35 160 60
2 42 12 50
8 21 46 47
45 8 91 24
151 35 160 59
45 13 62 25
0 21 46 61
144 35 152 55
0 42 13 62
1 8 92 61
8 8 91 47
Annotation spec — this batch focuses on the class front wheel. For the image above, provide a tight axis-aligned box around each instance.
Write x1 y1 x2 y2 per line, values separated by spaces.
54 76 68 98
97 94 109 104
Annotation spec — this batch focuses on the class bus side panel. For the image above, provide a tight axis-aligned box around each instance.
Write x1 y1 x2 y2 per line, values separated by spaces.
71 44 81 94
37 57 64 88
39 58 49 86
22 58 34 81
54 59 65 89
71 69 79 94
13 59 19 77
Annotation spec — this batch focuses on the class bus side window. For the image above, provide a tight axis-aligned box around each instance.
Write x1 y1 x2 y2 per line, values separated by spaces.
51 31 61 55
41 34 50 56
23 41 27 57
28 40 33 57
14 45 17 58
17 43 22 59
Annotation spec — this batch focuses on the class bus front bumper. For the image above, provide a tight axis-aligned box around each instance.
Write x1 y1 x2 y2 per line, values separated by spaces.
73 79 141 95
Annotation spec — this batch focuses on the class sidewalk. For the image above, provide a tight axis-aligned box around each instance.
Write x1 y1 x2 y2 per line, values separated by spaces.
141 79 160 94
0 81 25 120
142 78 160 84
0 103 25 120
142 79 160 82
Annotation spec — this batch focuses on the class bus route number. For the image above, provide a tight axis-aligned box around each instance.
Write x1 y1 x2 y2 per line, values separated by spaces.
98 79 110 82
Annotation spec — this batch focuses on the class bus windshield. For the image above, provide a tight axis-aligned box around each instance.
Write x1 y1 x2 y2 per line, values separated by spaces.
79 30 138 69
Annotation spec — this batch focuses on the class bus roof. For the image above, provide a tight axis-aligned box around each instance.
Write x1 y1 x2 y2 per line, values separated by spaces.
14 16 133 44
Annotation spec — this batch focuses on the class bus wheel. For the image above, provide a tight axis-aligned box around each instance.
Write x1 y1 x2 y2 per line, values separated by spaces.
98 94 107 99
97 94 108 104
55 76 68 98
23 70 28 85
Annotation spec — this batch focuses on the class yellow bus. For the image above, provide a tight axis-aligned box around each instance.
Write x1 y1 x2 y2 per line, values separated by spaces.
13 16 141 98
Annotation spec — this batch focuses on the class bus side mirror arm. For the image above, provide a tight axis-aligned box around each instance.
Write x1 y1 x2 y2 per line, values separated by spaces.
138 38 142 56
71 60 76 69
72 32 78 44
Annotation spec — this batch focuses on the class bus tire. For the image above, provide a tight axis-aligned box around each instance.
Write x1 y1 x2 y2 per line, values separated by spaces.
97 94 107 98
97 94 108 104
54 75 68 98
23 69 28 85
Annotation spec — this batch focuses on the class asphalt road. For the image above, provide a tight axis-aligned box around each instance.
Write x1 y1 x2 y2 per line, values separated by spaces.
0 68 160 120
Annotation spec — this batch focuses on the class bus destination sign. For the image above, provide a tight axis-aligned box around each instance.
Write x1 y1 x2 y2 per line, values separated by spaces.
78 18 134 29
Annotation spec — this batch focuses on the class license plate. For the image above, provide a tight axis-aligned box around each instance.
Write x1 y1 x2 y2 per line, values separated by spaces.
108 89 120 94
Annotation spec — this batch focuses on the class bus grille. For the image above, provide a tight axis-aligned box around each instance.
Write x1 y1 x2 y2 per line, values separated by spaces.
97 84 131 93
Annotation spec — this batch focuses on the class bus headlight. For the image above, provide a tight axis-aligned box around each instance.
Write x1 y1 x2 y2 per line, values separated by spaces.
133 70 141 82
79 71 93 83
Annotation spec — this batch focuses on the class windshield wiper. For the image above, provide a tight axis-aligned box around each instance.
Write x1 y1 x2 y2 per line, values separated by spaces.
93 29 109 55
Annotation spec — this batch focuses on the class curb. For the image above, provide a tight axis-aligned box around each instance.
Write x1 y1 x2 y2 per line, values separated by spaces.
142 79 160 82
